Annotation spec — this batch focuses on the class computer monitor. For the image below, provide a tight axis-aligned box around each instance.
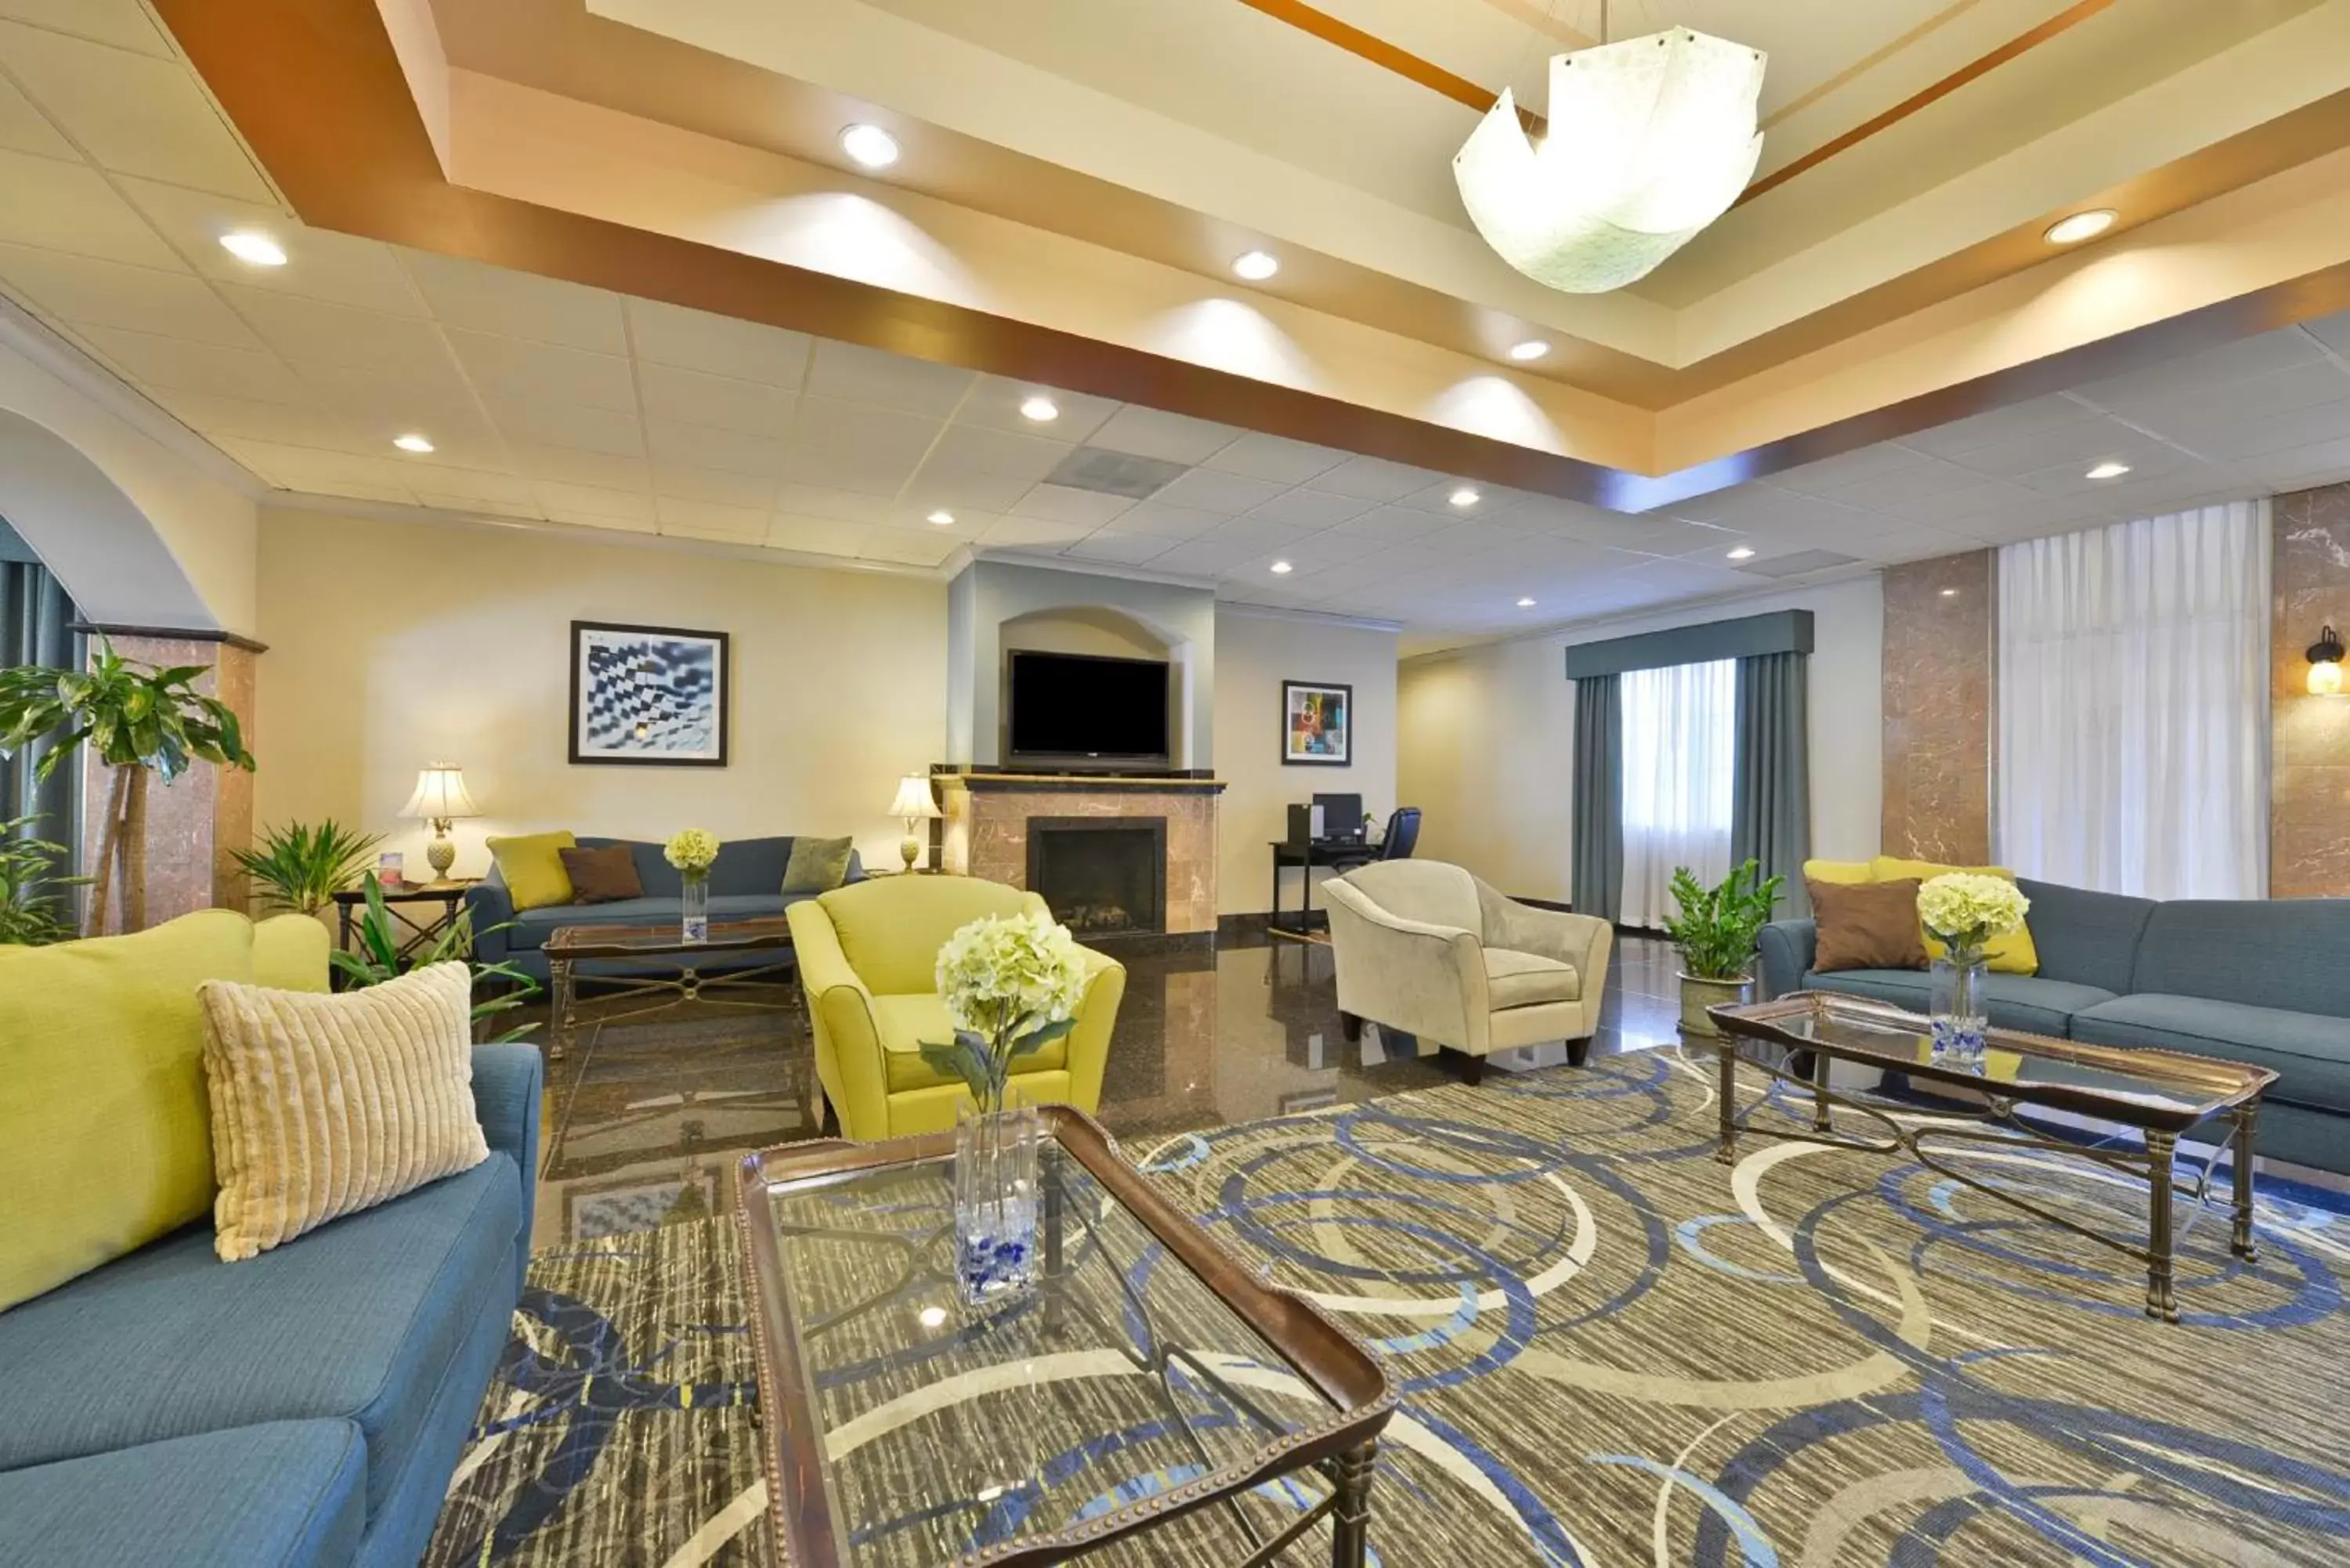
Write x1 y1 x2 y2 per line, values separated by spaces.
1313 793 1363 840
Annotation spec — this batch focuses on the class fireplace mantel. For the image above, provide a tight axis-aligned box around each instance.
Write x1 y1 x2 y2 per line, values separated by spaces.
940 771 1227 794
935 769 1220 935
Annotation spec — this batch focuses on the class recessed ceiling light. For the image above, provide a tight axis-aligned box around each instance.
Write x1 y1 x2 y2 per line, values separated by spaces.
2044 208 2117 246
1507 339 1551 363
392 432 434 453
1726 546 1755 561
1516 596 1536 608
2084 460 2131 479
218 230 286 267
1449 486 1480 508
1231 250 1280 282
839 123 899 169
1270 560 1293 574
1019 395 1059 423
927 510 955 526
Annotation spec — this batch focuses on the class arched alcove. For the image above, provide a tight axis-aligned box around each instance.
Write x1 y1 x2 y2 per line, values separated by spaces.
0 408 216 630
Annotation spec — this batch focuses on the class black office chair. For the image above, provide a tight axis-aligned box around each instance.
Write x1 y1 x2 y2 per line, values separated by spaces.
1332 807 1420 872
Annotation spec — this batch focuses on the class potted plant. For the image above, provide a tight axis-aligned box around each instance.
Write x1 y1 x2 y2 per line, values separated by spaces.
333 873 540 1042
231 818 383 917
1661 859 1784 1038
0 641 255 935
0 815 88 946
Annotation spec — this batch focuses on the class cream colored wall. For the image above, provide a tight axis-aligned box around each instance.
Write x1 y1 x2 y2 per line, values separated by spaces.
252 508 948 879
1398 577 1885 903
1212 607 1399 915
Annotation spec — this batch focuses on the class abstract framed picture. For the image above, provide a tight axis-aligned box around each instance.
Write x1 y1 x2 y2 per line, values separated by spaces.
569 621 730 767
1281 679 1352 765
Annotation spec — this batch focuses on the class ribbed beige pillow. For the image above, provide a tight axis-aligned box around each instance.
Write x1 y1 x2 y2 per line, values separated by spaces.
197 961 488 1262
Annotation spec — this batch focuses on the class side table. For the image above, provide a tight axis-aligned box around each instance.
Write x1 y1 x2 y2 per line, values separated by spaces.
332 880 478 976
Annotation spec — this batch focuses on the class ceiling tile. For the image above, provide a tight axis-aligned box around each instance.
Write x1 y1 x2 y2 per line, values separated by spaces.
637 360 795 435
855 528 960 568
656 497 768 540
899 465 1033 514
487 399 645 460
1086 404 1239 464
533 479 653 524
627 298 808 387
400 249 627 352
920 425 1071 482
296 358 486 432
645 417 783 475
222 284 460 374
653 464 779 509
0 150 179 267
0 68 69 160
114 181 427 314
958 374 1116 442
74 323 309 401
557 509 659 537
1204 432 1349 485
0 20 268 198
804 338 973 416
148 388 364 452
1199 517 1310 555
2305 313 2350 359
1311 454 1444 500
1329 504 1448 542
1878 478 2040 526
1010 484 1133 526
0 243 258 343
783 396 940 492
2012 442 2210 495
449 328 637 413
215 437 411 494
1896 395 2104 459
2070 327 2326 413
396 464 539 507
0 0 172 54
1245 486 1373 528
774 482 902 526
766 514 879 556
982 515 1093 550
1398 480 1498 516
1149 467 1287 515
1063 531 1180 565
1096 500 1228 539
511 444 649 492
1936 418 2160 480
2172 396 2350 461
2240 435 2350 492
2113 360 2350 449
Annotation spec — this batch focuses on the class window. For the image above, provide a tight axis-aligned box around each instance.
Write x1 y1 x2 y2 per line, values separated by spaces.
1998 501 2269 899
1620 658 1736 927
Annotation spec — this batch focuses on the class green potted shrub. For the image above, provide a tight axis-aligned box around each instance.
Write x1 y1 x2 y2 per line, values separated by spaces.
334 873 540 1043
231 819 383 917
1661 859 1784 1038
0 815 88 946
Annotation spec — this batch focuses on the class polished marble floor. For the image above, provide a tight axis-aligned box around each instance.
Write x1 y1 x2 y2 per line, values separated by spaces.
528 928 1687 1247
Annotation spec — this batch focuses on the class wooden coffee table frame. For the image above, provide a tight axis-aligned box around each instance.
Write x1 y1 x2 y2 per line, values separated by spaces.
1707 992 2277 1323
543 917 797 1062
736 1107 1396 1568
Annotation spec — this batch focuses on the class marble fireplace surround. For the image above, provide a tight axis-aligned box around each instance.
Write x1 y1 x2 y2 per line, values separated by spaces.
935 771 1224 936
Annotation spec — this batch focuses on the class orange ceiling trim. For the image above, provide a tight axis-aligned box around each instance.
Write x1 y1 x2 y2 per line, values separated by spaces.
1228 0 1542 130
1737 0 2123 205
1758 0 1990 132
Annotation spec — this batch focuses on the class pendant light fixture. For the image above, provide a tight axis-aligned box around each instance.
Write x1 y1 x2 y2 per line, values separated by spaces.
1454 2 1766 294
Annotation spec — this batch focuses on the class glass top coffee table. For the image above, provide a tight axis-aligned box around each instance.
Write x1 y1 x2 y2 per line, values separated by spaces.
543 917 797 1061
736 1107 1394 1567
1708 992 2278 1322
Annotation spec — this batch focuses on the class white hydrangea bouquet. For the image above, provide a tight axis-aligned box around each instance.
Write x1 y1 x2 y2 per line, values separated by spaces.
924 909 1090 1113
663 827 720 878
1915 872 2030 965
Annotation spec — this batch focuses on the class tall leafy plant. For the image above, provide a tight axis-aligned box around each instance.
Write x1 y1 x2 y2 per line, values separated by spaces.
331 873 540 1043
0 641 255 935
0 815 86 945
233 818 382 915
1661 859 1784 980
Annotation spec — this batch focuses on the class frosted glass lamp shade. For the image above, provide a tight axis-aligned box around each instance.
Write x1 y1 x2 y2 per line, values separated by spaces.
400 764 481 822
1454 29 1766 294
890 775 942 821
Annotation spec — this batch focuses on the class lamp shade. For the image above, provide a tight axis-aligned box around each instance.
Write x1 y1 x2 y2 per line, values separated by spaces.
2309 626 2345 696
889 774 942 820
400 764 480 821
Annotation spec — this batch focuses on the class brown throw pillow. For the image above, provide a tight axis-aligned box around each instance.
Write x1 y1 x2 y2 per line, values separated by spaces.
559 844 644 904
1810 877 1930 972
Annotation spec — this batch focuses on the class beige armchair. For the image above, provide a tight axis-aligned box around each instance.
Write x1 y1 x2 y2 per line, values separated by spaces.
1322 860 1612 1082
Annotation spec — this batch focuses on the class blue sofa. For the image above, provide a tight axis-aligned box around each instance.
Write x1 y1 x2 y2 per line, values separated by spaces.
0 1043 541 1568
466 833 866 982
1758 879 2350 1172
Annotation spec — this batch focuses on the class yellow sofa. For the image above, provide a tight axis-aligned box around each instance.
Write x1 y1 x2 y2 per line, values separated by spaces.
786 876 1126 1140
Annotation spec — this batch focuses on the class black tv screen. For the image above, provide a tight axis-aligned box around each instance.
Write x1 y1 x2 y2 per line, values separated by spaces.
1007 650 1170 764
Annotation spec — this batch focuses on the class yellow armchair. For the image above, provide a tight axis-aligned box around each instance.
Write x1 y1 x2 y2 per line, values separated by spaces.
786 876 1127 1140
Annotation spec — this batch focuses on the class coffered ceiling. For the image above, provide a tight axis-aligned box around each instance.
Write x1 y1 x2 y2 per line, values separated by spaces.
4 0 2350 652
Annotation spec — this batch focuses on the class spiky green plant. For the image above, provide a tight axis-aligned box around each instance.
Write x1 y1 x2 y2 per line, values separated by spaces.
1661 858 1784 981
331 873 540 1043
0 815 87 945
232 818 383 915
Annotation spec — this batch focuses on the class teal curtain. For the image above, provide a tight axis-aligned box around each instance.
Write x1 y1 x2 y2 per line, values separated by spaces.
1570 674 1622 921
2 544 81 865
1730 651 1810 917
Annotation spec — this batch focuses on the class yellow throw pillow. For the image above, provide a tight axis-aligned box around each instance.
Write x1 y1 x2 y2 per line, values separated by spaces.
487 830 577 911
1868 856 2041 974
0 909 255 1310
1802 859 1873 886
197 962 489 1262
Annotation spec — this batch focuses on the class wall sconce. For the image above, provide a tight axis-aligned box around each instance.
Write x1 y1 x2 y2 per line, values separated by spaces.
2309 625 2345 696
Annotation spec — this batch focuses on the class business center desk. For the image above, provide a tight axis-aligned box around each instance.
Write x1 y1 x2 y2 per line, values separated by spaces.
1268 836 1369 938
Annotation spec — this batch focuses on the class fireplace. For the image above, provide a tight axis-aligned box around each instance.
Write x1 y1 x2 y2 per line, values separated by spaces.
1026 817 1167 938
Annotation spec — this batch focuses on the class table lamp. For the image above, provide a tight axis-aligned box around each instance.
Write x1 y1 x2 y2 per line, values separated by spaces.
400 763 481 884
889 774 942 873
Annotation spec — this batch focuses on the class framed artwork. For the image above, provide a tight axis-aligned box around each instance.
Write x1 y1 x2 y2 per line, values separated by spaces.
569 621 730 767
1282 679 1352 765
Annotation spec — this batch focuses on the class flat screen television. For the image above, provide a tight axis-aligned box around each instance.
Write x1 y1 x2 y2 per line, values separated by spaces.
1005 649 1171 768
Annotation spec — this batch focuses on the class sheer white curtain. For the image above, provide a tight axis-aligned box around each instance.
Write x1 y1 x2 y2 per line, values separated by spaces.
1621 658 1737 927
1998 500 2270 899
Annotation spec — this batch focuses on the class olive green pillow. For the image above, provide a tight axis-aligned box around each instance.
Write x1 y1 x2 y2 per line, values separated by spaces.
486 831 577 912
782 836 854 895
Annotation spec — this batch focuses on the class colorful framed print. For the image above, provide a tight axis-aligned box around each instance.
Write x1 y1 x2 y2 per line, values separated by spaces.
1282 679 1352 765
569 621 730 767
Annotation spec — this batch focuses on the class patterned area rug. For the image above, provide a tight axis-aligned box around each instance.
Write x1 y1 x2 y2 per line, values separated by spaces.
425 1050 2350 1566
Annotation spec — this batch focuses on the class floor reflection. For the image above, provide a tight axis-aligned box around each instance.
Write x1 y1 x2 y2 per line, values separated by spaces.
530 930 1687 1245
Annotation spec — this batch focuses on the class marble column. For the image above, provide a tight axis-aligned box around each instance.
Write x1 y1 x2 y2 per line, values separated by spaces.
1880 551 1995 864
78 629 261 933
2272 482 2350 898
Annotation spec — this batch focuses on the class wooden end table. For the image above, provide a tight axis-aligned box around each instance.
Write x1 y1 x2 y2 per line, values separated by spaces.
331 880 476 971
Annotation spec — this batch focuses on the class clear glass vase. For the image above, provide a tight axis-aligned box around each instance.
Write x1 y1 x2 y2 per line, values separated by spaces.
953 1095 1040 1306
680 873 709 944
1930 948 1989 1066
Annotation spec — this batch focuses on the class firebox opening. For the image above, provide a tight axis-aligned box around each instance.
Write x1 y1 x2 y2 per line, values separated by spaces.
1026 817 1167 938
